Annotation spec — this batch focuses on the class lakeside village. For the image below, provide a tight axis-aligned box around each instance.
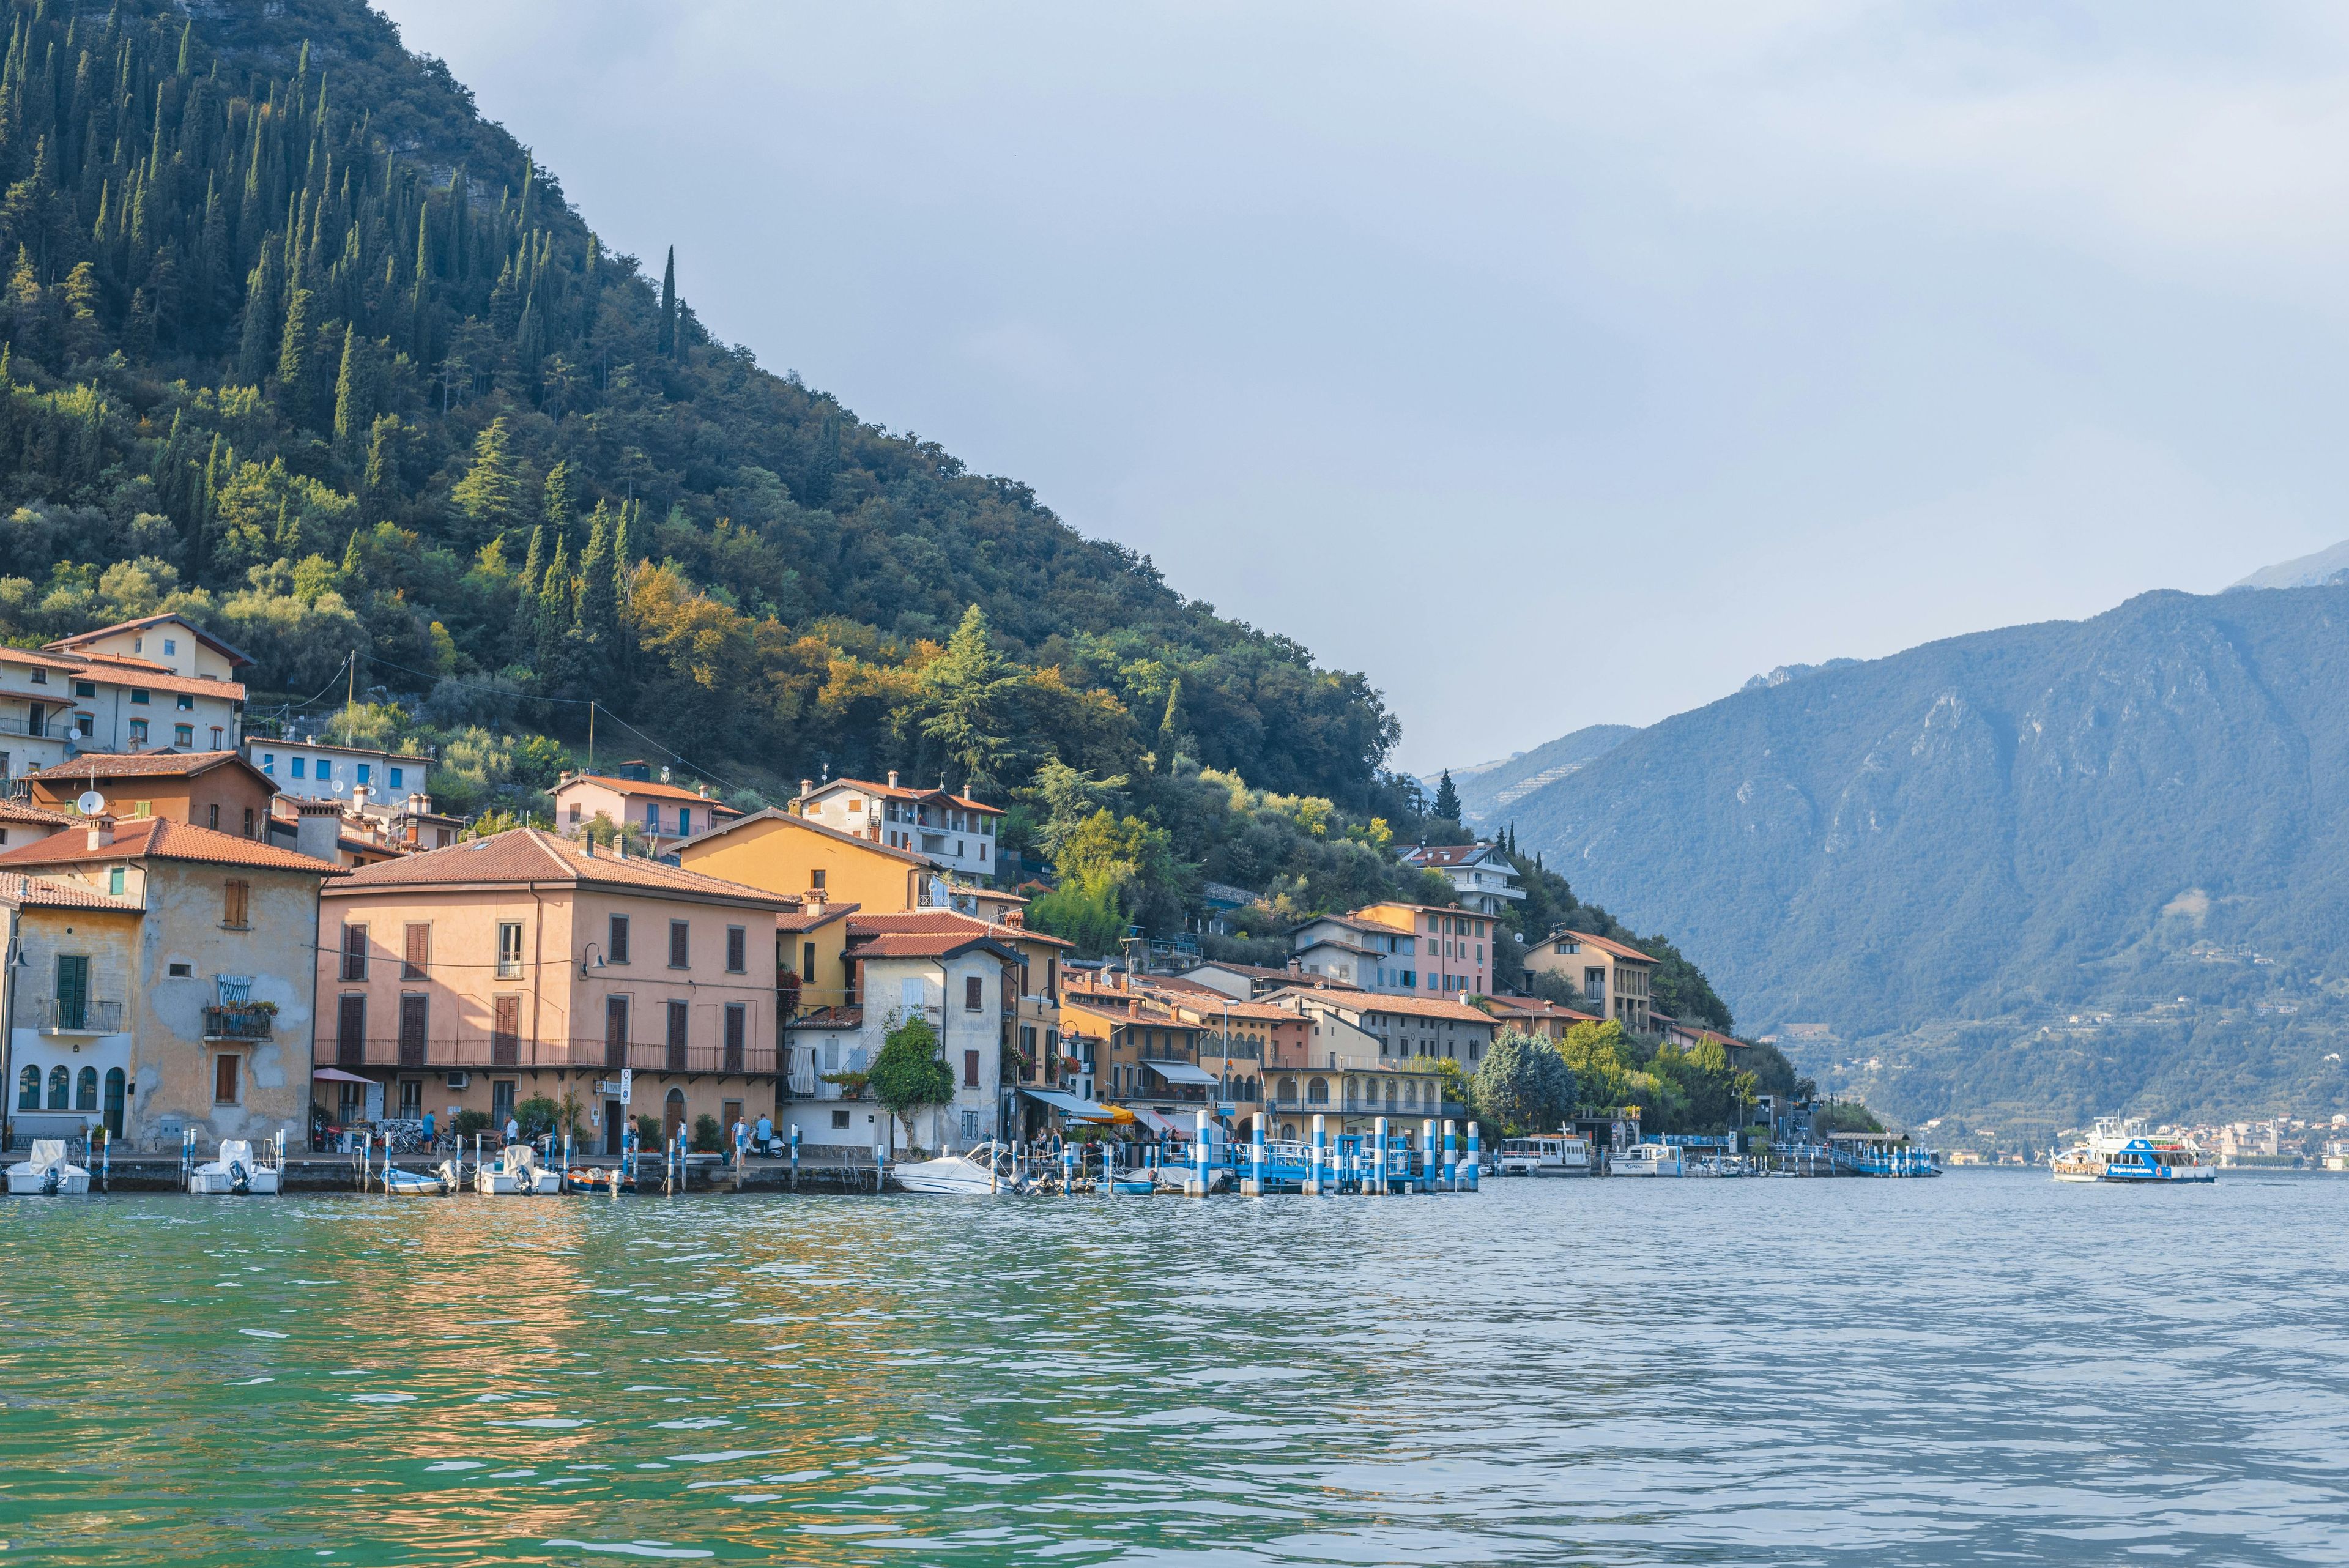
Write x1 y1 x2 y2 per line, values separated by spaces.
0 611 1924 1197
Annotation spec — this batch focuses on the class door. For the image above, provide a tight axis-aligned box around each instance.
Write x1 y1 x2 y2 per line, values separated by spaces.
491 994 521 1069
603 1098 623 1156
54 954 89 1031
664 1088 687 1146
103 1068 124 1137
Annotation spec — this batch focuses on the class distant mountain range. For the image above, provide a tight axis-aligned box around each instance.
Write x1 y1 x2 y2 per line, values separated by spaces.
1494 585 2349 1139
2233 538 2349 591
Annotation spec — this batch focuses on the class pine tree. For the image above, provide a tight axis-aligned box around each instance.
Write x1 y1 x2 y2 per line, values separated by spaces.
805 406 839 507
656 244 675 356
517 524 546 598
541 458 574 533
330 323 363 448
919 604 1022 793
574 501 618 662
1433 770 1462 822
449 415 524 543
533 533 571 680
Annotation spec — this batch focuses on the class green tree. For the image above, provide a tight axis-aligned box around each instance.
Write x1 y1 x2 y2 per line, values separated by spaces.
1027 870 1129 956
542 458 575 532
657 245 677 356
869 1012 954 1146
1030 757 1129 864
450 416 527 542
1432 770 1462 822
918 604 1023 794
1470 1030 1577 1135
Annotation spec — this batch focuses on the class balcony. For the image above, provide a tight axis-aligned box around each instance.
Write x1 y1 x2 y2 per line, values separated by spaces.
319 1035 777 1077
35 997 122 1034
202 1005 275 1040
0 713 76 738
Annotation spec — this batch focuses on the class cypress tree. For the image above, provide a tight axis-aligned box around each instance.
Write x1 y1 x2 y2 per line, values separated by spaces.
330 321 360 448
533 533 570 679
805 406 839 507
1157 678 1186 771
1433 770 1462 823
656 244 675 356
574 500 618 672
541 457 573 533
517 523 545 598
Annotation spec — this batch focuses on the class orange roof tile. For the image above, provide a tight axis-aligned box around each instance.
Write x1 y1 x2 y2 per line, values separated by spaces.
554 772 743 810
845 909 1073 950
0 871 143 910
25 749 258 782
44 612 254 666
815 776 1004 815
1557 929 1657 965
323 828 786 905
1280 989 1497 1025
0 817 336 873
677 807 935 866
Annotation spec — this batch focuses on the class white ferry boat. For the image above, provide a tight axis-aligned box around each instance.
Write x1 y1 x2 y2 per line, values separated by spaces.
1612 1142 1684 1176
2053 1117 2213 1184
1497 1134 1595 1176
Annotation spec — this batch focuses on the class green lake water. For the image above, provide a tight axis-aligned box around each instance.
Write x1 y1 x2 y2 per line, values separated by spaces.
0 1171 2343 1566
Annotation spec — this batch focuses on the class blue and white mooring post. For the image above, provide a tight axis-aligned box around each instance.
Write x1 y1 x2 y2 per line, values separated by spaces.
1373 1115 1389 1194
789 1123 801 1191
1443 1119 1458 1189
1247 1112 1267 1195
1464 1121 1482 1191
1309 1113 1329 1195
1063 1137 1077 1195
623 1122 637 1189
1420 1118 1436 1194
1192 1108 1211 1196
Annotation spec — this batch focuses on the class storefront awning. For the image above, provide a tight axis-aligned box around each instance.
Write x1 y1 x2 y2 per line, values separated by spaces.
313 1068 373 1083
1019 1087 1118 1123
1142 1060 1220 1087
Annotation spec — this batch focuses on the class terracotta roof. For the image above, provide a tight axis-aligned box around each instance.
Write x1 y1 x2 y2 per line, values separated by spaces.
0 645 92 672
55 654 248 701
1478 996 1600 1024
843 930 1021 960
1400 842 1507 868
0 871 143 910
845 910 1073 951
1556 929 1657 965
0 816 337 872
675 807 935 867
785 1006 864 1030
554 773 743 810
0 800 77 827
1282 989 1497 1025
812 776 1004 815
25 749 247 781
776 901 861 933
43 613 253 667
322 829 788 905
1184 959 1307 979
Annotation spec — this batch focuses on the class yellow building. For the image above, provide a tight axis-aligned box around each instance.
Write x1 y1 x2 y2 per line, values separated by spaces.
677 808 937 916
1522 929 1657 1031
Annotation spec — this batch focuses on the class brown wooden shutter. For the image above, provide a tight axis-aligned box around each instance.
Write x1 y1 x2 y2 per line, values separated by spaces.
609 914 629 964
964 975 983 1012
666 1000 689 1072
605 995 629 1069
491 994 521 1068
669 920 689 969
398 994 428 1068
963 1049 979 1088
726 926 746 973
341 923 368 981
724 1004 746 1074
402 923 430 979
223 879 249 929
336 994 366 1067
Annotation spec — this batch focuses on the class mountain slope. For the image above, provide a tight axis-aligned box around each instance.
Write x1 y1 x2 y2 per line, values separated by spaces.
1508 585 2349 1132
1442 724 1638 826
2234 538 2349 590
0 0 1395 805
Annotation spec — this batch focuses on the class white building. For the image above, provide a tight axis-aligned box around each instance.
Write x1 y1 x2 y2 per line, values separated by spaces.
41 614 248 756
795 773 1003 881
1288 913 1419 994
1396 840 1524 917
247 737 427 806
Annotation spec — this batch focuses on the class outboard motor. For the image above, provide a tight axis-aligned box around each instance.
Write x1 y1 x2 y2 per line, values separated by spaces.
40 1167 60 1196
229 1159 252 1195
437 1159 459 1194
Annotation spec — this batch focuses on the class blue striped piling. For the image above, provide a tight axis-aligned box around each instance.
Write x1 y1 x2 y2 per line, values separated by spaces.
1373 1116 1389 1194
98 1127 109 1192
1191 1109 1211 1196
1245 1112 1267 1195
1443 1120 1459 1190
1421 1119 1437 1193
1464 1121 1482 1191
1307 1113 1330 1195
789 1124 801 1191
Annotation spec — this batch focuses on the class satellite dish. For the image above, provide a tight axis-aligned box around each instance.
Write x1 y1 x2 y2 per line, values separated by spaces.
333 780 348 796
75 790 105 817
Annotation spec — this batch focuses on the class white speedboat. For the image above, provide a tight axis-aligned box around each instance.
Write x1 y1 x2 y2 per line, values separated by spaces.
1500 1134 1596 1176
475 1145 563 1194
190 1140 281 1195
1613 1142 1684 1176
383 1160 461 1196
892 1140 1020 1195
6 1139 92 1195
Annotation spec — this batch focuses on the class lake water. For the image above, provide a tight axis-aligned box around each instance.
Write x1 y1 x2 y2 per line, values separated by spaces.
0 1170 2343 1566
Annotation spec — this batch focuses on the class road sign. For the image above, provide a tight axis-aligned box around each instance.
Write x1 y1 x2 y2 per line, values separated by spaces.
619 1068 632 1107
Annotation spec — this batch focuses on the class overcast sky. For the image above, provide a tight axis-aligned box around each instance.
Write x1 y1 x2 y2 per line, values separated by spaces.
374 1 2349 773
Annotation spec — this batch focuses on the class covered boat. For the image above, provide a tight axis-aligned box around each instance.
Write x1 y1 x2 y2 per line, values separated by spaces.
382 1159 460 1196
893 1140 1019 1195
6 1139 92 1195
474 1144 562 1194
190 1139 282 1195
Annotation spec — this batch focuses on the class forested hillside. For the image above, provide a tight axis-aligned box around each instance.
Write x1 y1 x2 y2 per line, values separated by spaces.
1509 586 2349 1136
0 0 1395 808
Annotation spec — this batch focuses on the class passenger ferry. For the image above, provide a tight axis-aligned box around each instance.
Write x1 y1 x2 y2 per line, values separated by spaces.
1497 1134 1595 1176
2053 1117 2213 1184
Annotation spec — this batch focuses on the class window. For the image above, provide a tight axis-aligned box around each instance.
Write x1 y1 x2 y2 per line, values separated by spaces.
802 942 817 983
128 719 148 744
130 688 150 706
397 1079 423 1119
668 920 689 969
175 724 193 747
168 962 192 978
207 804 219 830
963 1049 981 1088
164 637 176 655
75 713 92 737
604 995 629 1070
133 801 152 819
222 880 250 930
75 680 95 699
491 994 521 1068
678 808 691 837
28 666 44 685
725 926 746 973
397 995 428 1066
666 1001 689 1072
808 868 828 894
568 803 582 825
261 753 275 776
214 1052 240 1105
75 1065 97 1110
645 802 660 830
336 995 366 1066
402 923 431 979
497 921 524 978
291 757 306 779
15 1065 36 1110
964 975 985 1012
608 914 630 964
491 1079 516 1127
341 924 368 981
46 1065 68 1109
108 867 125 897
242 807 254 838
388 766 404 790
317 760 333 782
831 1109 851 1129
724 1004 746 1073
357 764 371 786
176 693 193 711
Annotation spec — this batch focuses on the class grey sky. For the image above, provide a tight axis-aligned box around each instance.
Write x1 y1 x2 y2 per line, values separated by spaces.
374 1 2349 773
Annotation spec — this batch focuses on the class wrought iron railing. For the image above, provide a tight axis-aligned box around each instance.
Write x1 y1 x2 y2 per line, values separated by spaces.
35 997 122 1032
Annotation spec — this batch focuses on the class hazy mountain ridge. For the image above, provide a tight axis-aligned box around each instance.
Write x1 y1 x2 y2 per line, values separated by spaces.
1438 724 1639 826
1507 586 2349 1132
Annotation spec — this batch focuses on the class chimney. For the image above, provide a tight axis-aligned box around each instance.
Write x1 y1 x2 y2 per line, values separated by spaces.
804 891 826 916
886 770 899 789
351 783 369 816
294 798 341 863
582 834 596 856
697 782 709 798
86 817 114 850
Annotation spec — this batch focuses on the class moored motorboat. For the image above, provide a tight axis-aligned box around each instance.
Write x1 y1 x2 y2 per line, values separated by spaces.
382 1159 460 1195
1613 1142 1684 1176
1499 1134 1595 1176
6 1139 92 1195
893 1140 1017 1195
475 1144 562 1194
190 1139 282 1195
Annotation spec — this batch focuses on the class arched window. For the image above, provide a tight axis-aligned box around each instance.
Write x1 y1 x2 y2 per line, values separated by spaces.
663 1087 688 1143
103 1068 125 1137
1385 1079 1397 1106
47 1065 70 1109
76 1066 97 1110
1278 1077 1296 1103
1307 1077 1328 1105
1404 1080 1418 1107
16 1066 38 1110
1282 1122 1297 1141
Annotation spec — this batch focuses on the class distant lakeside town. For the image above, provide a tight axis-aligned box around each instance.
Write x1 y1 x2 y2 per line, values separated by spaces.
1 611 1822 1171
